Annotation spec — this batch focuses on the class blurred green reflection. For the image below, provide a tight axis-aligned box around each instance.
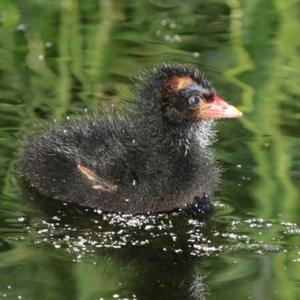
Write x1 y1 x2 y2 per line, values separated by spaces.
0 0 299 299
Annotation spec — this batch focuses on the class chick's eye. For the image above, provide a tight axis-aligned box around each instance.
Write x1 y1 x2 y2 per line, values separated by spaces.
188 95 201 106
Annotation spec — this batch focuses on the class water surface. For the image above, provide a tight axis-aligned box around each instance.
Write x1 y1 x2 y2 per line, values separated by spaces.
0 0 300 299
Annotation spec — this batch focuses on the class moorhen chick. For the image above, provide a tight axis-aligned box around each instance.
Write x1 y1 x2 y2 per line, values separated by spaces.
19 64 242 214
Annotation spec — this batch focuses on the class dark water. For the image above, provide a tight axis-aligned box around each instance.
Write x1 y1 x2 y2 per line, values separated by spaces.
0 0 300 299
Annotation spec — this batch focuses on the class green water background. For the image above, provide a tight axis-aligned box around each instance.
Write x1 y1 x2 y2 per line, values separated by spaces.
0 0 300 299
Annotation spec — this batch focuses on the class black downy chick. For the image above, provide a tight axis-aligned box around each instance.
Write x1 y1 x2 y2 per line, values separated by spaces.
19 64 242 214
